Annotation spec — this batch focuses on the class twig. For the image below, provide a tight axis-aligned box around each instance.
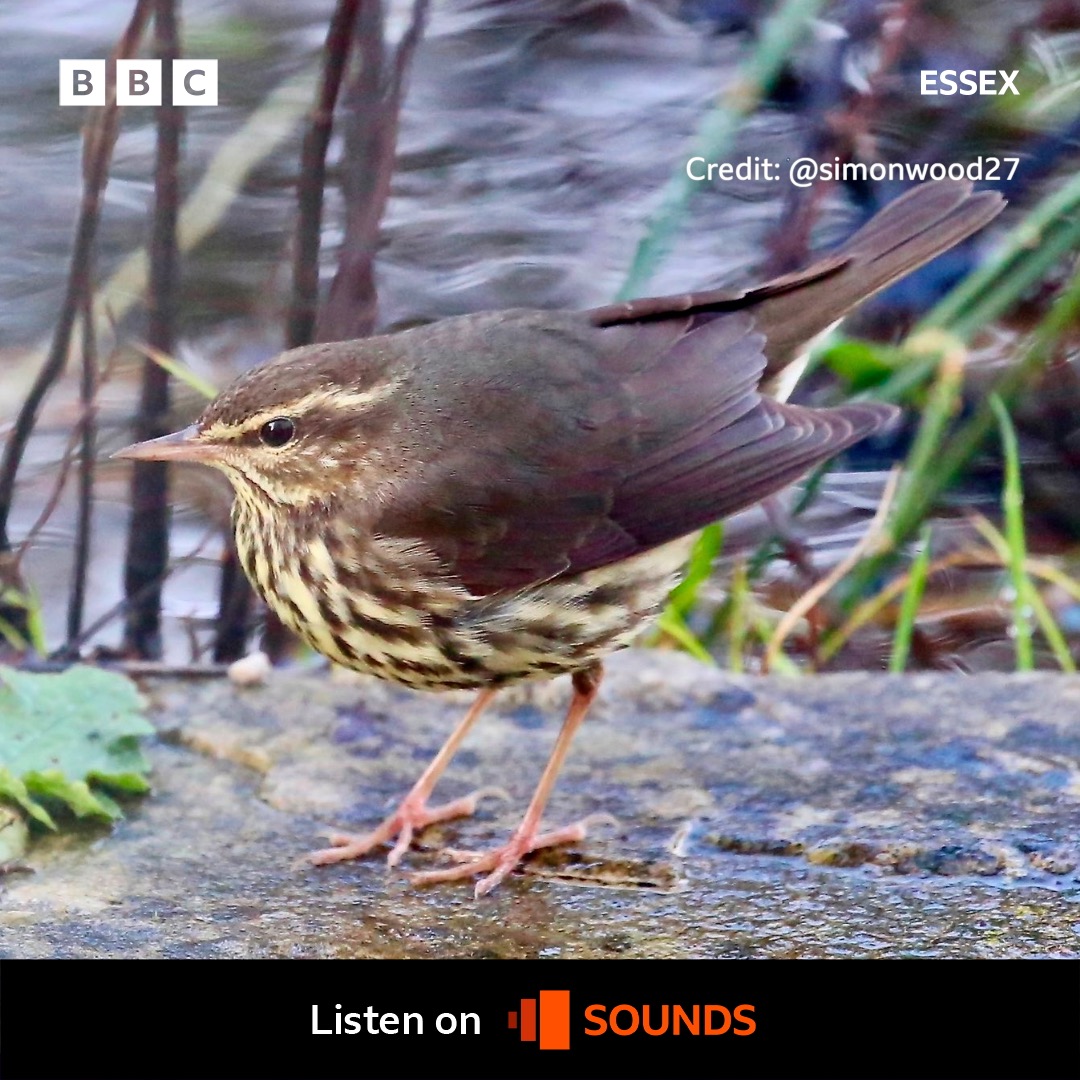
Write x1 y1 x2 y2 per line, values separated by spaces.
67 258 100 647
212 542 256 663
46 69 314 356
123 0 183 658
59 525 218 657
14 341 125 575
764 466 901 672
13 427 81 572
0 1 152 554
286 0 362 350
0 1 152 645
316 0 431 341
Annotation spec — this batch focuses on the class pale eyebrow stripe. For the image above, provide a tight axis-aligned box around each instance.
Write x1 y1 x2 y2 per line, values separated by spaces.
201 379 400 441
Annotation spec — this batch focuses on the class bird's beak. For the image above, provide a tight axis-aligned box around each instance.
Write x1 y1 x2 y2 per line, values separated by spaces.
113 423 218 463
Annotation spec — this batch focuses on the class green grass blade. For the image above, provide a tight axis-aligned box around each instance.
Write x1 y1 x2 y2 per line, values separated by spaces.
138 343 217 400
667 524 723 620
654 608 715 665
727 560 750 673
617 0 826 298
990 395 1033 671
889 525 933 673
1028 587 1077 673
923 170 1080 336
971 514 1076 673
864 173 1080 407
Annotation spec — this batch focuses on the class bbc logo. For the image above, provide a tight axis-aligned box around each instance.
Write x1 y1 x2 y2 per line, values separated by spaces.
59 59 218 106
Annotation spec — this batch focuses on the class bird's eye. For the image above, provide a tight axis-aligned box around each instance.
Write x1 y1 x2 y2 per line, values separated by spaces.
259 417 296 448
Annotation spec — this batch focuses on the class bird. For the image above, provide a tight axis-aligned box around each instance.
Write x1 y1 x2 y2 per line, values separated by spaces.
116 179 1003 896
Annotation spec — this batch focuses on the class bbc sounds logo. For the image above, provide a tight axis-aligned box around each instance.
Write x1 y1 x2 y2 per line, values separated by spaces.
509 991 756 1050
508 991 570 1051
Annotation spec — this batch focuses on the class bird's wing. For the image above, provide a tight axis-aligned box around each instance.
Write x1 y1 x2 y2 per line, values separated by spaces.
372 309 894 596
368 181 1002 596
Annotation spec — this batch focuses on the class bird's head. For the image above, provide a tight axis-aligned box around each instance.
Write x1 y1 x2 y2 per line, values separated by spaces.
114 342 402 510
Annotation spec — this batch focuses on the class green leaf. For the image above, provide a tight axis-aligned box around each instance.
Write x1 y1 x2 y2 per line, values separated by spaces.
0 665 153 828
820 339 903 393
0 767 56 827
667 523 723 620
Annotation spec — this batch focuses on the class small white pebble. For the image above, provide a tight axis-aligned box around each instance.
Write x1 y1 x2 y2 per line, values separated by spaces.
228 650 271 687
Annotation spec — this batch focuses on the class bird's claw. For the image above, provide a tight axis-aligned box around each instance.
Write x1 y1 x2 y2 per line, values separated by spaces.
410 811 617 896
308 785 507 868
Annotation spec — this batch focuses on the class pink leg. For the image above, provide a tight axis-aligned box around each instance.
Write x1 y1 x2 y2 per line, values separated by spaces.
411 664 604 897
309 688 501 868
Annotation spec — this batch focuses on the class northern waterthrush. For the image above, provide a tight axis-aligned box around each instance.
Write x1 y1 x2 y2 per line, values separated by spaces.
117 179 1003 895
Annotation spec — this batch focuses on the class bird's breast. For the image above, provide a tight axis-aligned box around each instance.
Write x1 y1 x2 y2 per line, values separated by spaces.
232 495 693 690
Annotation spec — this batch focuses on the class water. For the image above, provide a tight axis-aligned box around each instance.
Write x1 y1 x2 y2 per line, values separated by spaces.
0 0 1068 664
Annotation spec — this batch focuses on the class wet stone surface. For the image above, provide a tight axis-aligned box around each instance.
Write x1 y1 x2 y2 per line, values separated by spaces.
2 653 1079 958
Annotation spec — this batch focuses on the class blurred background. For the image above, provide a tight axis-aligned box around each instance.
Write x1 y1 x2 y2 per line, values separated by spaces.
1 0 1079 674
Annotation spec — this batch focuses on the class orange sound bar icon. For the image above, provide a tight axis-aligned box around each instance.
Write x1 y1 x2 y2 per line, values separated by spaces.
507 990 570 1050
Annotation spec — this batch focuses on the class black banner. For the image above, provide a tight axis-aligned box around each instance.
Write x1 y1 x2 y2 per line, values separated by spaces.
1 958 1076 1080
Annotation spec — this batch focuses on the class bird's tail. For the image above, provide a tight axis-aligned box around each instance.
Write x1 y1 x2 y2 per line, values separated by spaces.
588 179 1005 378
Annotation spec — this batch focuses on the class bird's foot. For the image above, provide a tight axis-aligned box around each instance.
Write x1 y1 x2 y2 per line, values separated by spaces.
410 812 615 896
308 786 507 868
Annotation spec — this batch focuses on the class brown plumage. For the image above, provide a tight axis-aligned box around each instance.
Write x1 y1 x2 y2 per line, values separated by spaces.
116 179 1003 895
